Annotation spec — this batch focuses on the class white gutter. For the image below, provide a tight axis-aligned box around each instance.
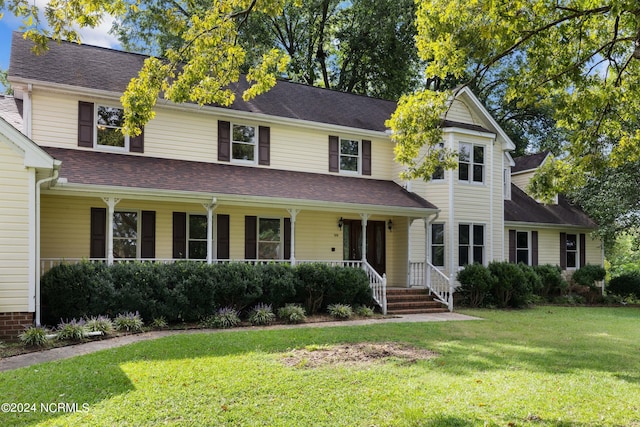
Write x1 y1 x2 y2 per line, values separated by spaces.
35 167 60 326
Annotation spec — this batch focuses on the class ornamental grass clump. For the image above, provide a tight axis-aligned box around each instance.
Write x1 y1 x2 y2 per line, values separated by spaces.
55 318 87 341
114 311 144 333
211 307 241 329
355 305 375 317
18 326 49 347
327 303 353 320
151 317 168 329
85 315 114 335
277 304 307 324
248 303 276 326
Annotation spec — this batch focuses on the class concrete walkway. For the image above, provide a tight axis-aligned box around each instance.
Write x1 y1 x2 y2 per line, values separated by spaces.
0 312 478 372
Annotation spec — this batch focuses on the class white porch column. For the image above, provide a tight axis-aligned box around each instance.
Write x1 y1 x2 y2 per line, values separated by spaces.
287 209 300 265
360 213 370 263
203 199 217 264
102 197 121 265
424 217 430 289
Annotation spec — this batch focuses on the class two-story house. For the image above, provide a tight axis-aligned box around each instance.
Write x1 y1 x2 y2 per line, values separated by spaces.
0 33 603 338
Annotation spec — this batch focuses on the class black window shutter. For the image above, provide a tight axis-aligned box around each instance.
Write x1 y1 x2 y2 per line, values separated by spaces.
218 120 231 162
245 216 257 259
329 135 339 172
173 212 187 259
217 214 230 260
90 207 106 258
560 232 567 270
78 101 94 147
258 126 270 166
141 210 156 258
508 229 516 263
130 128 144 153
579 233 586 267
362 140 371 175
531 231 539 266
284 217 291 260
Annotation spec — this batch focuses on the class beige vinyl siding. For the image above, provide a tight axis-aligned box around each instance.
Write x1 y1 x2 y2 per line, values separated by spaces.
31 89 393 179
511 170 536 193
386 216 408 287
0 142 30 312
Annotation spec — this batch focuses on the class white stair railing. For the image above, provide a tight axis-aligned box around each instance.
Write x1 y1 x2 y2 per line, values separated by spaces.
362 261 387 314
408 261 454 311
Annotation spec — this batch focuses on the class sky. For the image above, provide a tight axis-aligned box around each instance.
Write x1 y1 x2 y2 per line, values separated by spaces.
1 3 121 78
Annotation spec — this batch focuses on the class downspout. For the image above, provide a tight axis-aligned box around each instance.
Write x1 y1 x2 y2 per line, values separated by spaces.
35 166 60 326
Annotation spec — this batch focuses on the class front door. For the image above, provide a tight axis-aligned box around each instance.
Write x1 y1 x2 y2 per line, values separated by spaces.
343 219 386 275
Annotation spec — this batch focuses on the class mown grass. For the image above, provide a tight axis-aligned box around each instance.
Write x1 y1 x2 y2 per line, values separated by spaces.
1 306 640 426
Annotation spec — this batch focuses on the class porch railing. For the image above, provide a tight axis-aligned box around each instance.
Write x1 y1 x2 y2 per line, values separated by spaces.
39 258 386 313
408 261 454 311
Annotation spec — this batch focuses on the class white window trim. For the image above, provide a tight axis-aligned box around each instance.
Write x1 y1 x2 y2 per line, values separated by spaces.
257 217 283 260
113 209 140 259
458 222 486 267
430 222 445 267
94 104 129 152
565 233 579 269
339 138 361 175
504 168 512 199
458 142 485 185
187 213 208 260
231 122 257 165
516 230 531 265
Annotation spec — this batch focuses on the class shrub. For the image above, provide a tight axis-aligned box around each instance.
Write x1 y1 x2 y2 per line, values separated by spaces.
19 326 49 347
213 263 263 310
572 264 606 289
295 263 335 314
114 312 144 333
488 262 529 308
210 307 241 329
355 305 375 317
248 303 276 326
456 263 496 307
256 263 297 308
55 318 87 341
327 303 353 320
607 273 640 299
533 264 567 298
85 315 114 335
326 267 373 308
277 304 307 324
151 317 168 329
513 263 543 307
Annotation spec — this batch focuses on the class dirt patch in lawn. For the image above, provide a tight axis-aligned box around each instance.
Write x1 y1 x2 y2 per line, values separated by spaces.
281 342 438 368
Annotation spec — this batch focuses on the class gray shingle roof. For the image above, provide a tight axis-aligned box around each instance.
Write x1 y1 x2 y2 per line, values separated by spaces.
504 184 596 228
9 32 396 132
512 151 550 173
44 147 437 212
0 95 23 132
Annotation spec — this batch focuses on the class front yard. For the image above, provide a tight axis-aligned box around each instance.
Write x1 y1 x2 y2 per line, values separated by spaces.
1 307 639 426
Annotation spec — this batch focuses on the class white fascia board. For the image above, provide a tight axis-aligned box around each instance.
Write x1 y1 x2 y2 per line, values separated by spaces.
442 126 496 139
0 117 56 169
455 87 516 151
505 152 516 167
503 221 597 231
45 182 438 217
11 78 391 140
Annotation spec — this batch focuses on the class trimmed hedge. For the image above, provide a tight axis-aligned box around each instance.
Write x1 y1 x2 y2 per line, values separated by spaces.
41 261 373 325
607 273 640 299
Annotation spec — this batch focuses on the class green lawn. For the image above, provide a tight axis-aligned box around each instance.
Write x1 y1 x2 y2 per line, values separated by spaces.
2 307 640 426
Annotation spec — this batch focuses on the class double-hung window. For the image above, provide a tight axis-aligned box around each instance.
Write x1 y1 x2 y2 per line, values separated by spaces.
431 142 445 181
458 142 485 184
565 233 578 268
232 124 256 162
340 139 360 173
96 105 128 150
431 223 445 267
113 211 138 258
459 223 485 266
188 214 208 260
516 231 530 264
258 218 281 259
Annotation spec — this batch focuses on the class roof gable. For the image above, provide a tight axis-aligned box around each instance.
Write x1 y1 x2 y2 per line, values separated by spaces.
0 114 55 169
512 151 551 173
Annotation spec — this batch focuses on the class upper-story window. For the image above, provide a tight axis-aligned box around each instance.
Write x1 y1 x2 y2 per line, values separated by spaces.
432 142 445 181
459 142 484 184
232 124 256 163
96 105 128 150
340 139 360 173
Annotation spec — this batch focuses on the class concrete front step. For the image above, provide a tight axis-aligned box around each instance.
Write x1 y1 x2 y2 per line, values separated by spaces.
386 287 448 314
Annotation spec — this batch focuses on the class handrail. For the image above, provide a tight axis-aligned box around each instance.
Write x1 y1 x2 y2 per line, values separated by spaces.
408 261 453 311
362 261 387 315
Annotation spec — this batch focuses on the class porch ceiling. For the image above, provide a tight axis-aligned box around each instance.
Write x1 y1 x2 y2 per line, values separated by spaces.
43 147 438 215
